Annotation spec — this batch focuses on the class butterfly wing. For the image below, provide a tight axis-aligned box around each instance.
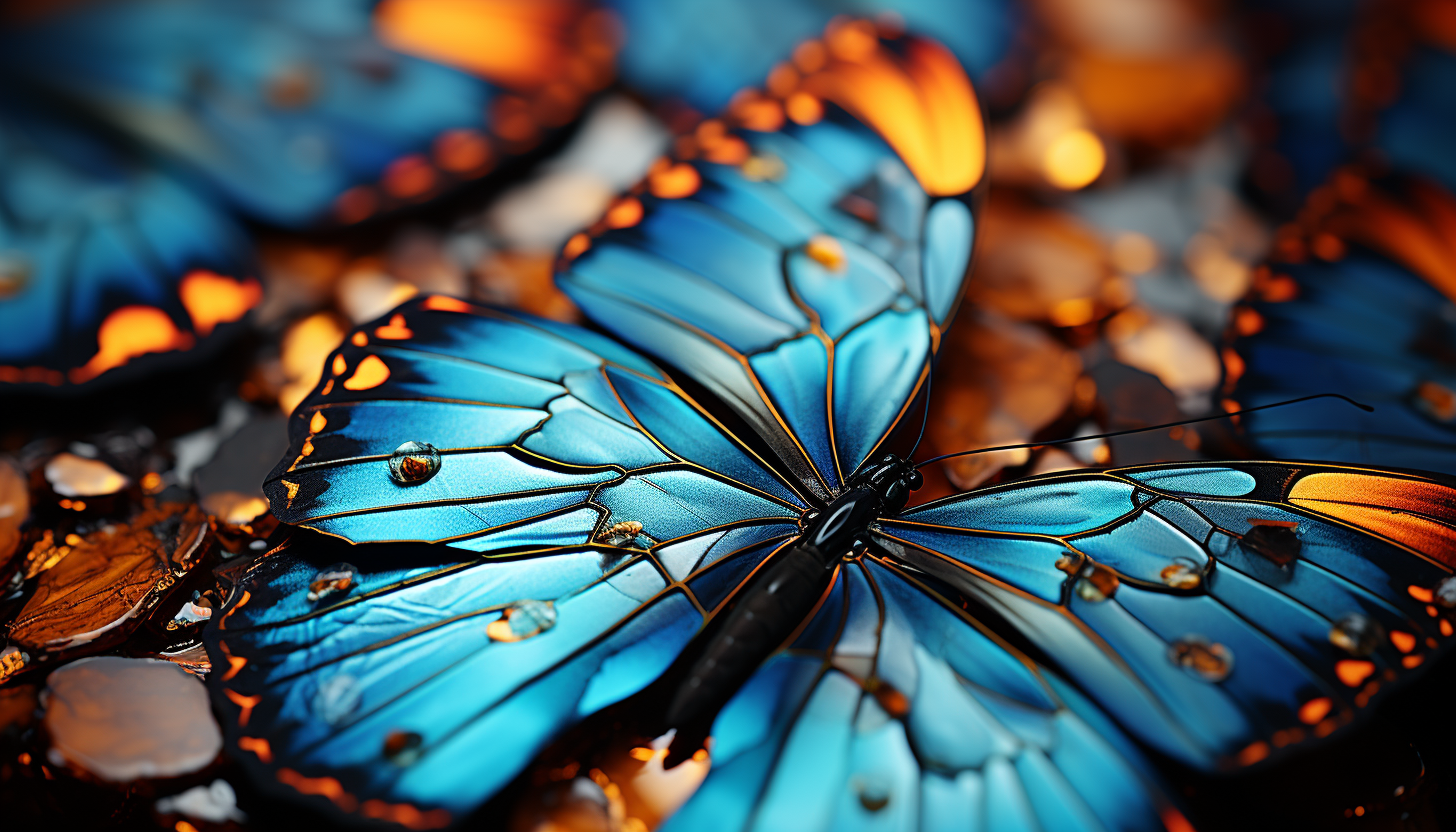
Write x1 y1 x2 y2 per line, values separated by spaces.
0 0 606 227
207 522 798 827
221 295 812 825
606 0 1012 114
263 295 807 549
873 461 1456 771
1227 176 1456 472
660 556 1173 832
558 26 984 500
0 100 257 388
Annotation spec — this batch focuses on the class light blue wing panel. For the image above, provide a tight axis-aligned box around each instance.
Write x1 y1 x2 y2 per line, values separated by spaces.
661 557 1172 832
263 296 807 550
0 98 256 388
1230 248 1456 474
207 521 800 827
559 70 979 498
0 0 588 227
874 461 1456 772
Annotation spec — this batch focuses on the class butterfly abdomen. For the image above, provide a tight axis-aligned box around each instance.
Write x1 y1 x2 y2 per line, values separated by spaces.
660 484 891 764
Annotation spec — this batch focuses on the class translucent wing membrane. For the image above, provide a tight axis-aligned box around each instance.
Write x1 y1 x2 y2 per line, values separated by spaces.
0 102 257 388
663 557 1171 832
263 296 806 550
558 27 982 500
1228 176 1456 473
207 521 798 826
874 462 1456 771
0 0 611 227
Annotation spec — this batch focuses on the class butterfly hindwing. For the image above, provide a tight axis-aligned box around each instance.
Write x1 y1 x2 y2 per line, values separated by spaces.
663 557 1171 832
873 461 1456 771
558 27 984 501
208 520 794 826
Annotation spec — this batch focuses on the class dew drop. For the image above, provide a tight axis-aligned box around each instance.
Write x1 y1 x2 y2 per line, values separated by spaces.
1435 576 1456 609
383 730 423 765
1075 563 1119 602
1240 523 1300 566
597 520 644 546
1329 613 1384 657
487 599 557 642
1169 636 1233 682
307 563 357 602
1160 560 1202 590
388 441 440 486
855 777 891 812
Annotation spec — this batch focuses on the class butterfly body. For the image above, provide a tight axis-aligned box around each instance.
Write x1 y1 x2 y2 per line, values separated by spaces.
660 455 923 762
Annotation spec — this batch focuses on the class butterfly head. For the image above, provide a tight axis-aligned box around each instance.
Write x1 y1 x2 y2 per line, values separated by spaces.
854 453 924 518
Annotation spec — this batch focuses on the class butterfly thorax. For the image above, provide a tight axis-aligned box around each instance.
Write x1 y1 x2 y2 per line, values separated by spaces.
659 455 921 765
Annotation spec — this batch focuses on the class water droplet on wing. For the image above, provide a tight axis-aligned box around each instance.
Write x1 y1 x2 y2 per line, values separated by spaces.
1435 576 1456 609
1075 563 1119 602
383 730 423 765
1160 560 1202 590
388 441 440 485
487 599 557 642
307 563 357 602
1169 637 1233 682
1329 613 1384 657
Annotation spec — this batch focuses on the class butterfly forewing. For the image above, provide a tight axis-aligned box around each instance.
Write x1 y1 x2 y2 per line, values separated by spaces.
873 461 1456 772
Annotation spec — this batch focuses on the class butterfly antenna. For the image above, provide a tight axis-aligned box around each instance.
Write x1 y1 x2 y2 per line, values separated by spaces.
914 393 1372 469
907 361 934 459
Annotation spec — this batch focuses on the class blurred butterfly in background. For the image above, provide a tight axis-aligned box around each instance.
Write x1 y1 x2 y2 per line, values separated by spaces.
206 21 1456 832
1226 171 1456 474
0 0 612 389
605 0 1014 114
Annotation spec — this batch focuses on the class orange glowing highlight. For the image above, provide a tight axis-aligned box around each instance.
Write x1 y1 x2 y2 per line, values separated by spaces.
1391 631 1417 653
1289 473 1456 568
375 0 582 88
277 769 358 812
1298 697 1333 725
649 161 701 199
605 197 644 229
335 186 379 224
434 128 492 174
178 271 261 337
785 91 824 125
1236 741 1269 766
375 314 414 340
423 295 473 313
563 233 592 261
1335 660 1376 687
797 34 983 195
239 736 273 763
224 689 261 726
1403 654 1425 669
176 822 199 832
383 155 436 199
360 800 452 830
1160 808 1196 832
351 331 368 347
70 306 194 383
806 235 847 272
343 355 390 391
1043 129 1106 190
331 354 347 376
1410 585 1435 603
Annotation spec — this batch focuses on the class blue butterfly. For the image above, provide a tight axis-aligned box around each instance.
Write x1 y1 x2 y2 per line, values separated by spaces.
0 0 606 387
1227 173 1456 474
207 26 1456 831
0 0 606 228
